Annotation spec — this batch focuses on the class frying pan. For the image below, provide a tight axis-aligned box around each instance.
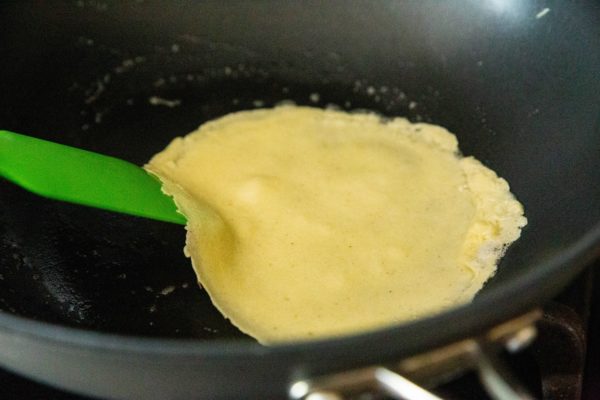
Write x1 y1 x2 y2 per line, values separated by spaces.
1 1 600 399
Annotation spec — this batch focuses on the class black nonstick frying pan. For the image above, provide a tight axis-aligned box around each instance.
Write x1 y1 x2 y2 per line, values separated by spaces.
1 1 600 399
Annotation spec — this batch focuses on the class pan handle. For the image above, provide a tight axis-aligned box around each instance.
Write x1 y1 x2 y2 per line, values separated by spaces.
477 347 535 400
289 310 541 400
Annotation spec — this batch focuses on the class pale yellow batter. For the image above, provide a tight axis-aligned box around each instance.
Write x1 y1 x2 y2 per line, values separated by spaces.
145 106 526 344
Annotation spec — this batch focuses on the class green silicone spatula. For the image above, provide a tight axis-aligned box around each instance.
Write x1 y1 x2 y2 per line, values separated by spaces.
0 130 186 225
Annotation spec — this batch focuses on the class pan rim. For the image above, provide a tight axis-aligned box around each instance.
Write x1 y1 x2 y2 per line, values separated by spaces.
0 222 598 364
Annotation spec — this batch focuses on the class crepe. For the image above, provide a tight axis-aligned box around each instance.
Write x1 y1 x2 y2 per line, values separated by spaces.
145 106 526 344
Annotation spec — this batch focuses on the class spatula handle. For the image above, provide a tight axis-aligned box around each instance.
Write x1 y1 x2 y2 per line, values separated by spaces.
0 130 185 224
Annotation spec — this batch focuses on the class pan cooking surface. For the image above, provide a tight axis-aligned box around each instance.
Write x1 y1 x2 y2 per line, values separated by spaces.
0 64 427 339
0 1 599 345
0 16 439 339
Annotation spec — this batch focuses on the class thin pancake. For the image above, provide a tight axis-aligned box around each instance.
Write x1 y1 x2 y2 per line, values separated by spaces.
145 106 526 344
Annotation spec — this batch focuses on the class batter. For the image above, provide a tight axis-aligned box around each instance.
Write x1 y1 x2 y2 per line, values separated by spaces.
145 106 526 344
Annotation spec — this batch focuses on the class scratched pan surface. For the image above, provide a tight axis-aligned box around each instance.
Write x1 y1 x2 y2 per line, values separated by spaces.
0 1 600 399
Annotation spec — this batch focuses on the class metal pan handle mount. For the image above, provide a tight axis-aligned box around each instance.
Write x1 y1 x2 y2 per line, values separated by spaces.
289 310 541 400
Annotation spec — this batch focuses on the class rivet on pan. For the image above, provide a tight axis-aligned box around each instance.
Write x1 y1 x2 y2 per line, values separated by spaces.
505 325 538 353
305 392 343 400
